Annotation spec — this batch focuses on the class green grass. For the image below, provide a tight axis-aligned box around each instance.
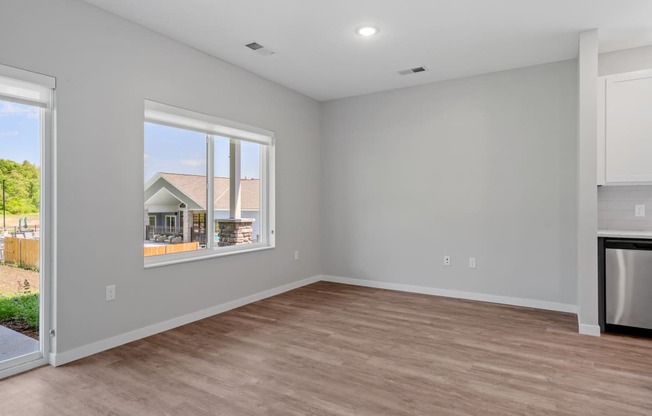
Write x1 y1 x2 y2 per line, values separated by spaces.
0 293 39 328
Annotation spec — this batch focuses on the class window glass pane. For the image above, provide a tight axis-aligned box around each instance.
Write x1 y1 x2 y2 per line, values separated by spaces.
213 139 262 247
241 141 261 243
144 122 206 256
0 98 42 348
213 136 231 246
0 100 41 238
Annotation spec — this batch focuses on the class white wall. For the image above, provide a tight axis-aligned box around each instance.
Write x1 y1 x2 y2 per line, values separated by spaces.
321 60 578 306
0 0 321 355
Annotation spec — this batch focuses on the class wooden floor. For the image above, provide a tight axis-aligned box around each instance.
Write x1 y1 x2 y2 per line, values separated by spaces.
2 282 652 415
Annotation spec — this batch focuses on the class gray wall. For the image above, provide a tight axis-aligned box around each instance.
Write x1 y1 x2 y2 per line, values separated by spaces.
599 45 652 76
0 0 321 354
321 60 578 305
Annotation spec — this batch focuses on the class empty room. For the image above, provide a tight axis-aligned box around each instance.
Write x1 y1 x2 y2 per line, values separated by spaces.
1 0 652 414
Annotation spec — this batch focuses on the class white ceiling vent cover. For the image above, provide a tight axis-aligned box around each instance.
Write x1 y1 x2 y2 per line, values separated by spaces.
398 66 427 75
245 42 275 57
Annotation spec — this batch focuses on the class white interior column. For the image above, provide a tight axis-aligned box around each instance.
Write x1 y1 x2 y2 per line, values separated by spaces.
230 139 242 219
577 29 600 336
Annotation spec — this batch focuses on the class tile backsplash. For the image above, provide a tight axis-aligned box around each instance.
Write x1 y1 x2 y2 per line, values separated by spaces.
598 185 652 231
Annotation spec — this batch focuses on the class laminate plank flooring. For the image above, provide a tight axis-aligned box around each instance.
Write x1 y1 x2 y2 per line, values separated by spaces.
1 281 651 415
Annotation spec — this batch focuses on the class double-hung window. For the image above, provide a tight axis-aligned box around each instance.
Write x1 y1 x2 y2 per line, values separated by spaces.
143 100 275 266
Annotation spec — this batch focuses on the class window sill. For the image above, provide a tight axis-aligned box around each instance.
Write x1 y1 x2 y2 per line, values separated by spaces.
144 243 275 269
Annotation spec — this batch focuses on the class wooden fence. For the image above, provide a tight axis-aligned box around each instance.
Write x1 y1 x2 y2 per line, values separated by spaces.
3 237 40 269
144 242 199 257
4 238 198 263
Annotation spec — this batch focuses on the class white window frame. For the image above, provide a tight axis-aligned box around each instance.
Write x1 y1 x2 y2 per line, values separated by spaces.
144 100 275 268
0 63 55 377
148 215 156 227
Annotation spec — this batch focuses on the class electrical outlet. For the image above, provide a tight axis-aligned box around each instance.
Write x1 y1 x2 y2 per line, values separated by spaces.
469 258 477 269
294 250 300 261
444 256 451 266
635 204 645 217
106 285 116 301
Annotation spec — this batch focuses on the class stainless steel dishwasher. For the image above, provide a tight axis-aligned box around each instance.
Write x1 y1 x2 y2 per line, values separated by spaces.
605 239 652 333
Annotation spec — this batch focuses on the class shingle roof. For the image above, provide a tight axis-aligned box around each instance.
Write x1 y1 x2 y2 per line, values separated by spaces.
159 173 259 211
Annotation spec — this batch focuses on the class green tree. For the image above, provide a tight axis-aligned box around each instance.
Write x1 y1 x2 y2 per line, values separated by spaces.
0 159 40 215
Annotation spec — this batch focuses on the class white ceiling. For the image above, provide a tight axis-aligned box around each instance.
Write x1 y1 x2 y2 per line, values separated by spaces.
81 0 652 101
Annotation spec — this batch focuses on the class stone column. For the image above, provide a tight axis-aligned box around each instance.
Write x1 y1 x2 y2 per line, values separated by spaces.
217 218 254 246
183 210 190 242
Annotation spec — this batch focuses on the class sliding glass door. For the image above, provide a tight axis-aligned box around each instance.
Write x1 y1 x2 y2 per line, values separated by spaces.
0 66 54 376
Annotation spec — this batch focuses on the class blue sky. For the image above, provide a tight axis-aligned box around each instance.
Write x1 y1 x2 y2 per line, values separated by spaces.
0 100 40 165
144 122 260 182
0 103 261 181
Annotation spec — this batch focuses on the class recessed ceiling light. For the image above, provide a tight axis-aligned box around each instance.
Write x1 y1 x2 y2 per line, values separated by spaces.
356 26 378 37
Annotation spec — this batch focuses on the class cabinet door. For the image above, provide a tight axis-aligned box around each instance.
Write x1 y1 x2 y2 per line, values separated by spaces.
606 70 652 183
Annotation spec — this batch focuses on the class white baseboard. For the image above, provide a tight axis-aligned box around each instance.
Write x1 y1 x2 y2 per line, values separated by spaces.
321 275 578 314
51 274 586 366
578 323 601 337
50 275 321 367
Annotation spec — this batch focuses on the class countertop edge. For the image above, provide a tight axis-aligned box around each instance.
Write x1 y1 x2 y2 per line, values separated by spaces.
598 229 652 239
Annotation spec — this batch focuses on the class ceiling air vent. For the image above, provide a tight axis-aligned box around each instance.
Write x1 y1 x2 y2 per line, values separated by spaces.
398 66 427 75
245 42 275 56
245 42 263 50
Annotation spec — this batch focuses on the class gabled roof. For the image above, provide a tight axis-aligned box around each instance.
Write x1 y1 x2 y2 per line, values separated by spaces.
146 173 259 211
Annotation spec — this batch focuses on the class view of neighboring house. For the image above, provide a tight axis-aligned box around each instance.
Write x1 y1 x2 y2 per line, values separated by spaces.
144 172 260 245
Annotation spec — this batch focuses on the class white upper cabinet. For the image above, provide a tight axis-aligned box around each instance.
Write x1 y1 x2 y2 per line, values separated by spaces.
598 69 652 185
